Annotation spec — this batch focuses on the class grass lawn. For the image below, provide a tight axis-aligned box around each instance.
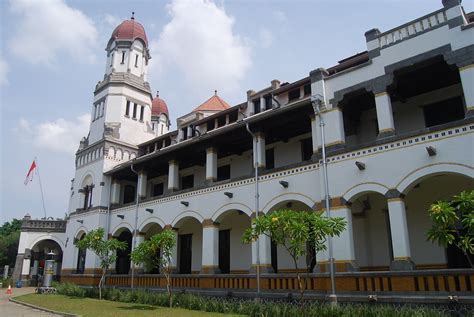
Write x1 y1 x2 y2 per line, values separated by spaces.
14 294 244 317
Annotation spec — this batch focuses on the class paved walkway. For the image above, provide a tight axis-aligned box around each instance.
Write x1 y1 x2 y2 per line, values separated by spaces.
0 287 59 316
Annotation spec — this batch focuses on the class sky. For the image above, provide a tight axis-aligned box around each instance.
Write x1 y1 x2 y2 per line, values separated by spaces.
1 0 472 224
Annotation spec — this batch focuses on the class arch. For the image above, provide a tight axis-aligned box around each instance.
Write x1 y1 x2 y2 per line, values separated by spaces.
74 227 88 240
138 217 166 232
171 210 204 227
123 151 130 161
108 147 115 158
342 182 390 203
131 153 136 159
261 193 316 214
30 235 65 251
111 222 134 237
116 148 123 160
211 202 253 222
397 163 474 195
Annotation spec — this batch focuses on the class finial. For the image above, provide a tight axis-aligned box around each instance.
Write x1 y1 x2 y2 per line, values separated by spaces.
131 12 135 20
215 90 217 96
156 90 159 97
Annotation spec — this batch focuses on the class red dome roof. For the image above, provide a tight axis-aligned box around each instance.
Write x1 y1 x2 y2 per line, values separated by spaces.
152 92 169 117
110 18 148 47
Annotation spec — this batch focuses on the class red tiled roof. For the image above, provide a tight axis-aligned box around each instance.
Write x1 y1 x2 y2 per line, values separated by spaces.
193 91 231 112
152 92 169 117
111 18 148 47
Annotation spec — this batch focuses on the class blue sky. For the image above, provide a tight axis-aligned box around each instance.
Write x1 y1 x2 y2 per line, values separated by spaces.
1 0 471 224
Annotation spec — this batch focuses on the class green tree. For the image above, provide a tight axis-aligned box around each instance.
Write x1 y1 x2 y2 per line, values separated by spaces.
427 190 474 268
131 229 176 307
75 228 127 299
0 219 22 268
242 209 346 300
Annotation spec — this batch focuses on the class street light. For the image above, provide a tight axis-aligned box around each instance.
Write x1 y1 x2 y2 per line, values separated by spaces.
311 94 337 305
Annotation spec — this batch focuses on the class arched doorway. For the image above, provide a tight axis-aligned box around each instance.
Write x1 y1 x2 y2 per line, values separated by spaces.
215 210 251 274
404 173 474 269
351 192 392 271
115 229 132 274
75 232 86 274
29 239 63 286
265 200 315 273
174 217 202 274
141 223 163 274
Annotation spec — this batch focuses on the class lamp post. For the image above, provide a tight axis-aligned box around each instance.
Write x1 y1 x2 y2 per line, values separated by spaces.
311 95 337 305
240 112 261 300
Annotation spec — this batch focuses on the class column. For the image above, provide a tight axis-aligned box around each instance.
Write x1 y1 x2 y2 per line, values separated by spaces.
201 219 220 274
260 96 266 111
387 193 415 270
21 258 31 280
310 115 320 155
164 225 178 273
133 232 146 273
330 206 358 272
137 171 147 199
254 132 266 169
251 234 273 273
374 91 395 138
247 90 255 114
110 181 121 205
168 160 179 191
206 147 217 182
317 109 345 150
459 64 474 117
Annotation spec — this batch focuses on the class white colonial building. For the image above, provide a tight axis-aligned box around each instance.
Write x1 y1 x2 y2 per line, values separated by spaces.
15 0 474 298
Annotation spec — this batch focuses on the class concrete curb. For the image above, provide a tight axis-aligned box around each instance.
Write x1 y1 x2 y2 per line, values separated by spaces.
9 297 79 317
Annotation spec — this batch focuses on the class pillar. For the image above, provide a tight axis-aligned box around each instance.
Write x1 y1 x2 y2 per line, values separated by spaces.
254 132 266 169
260 96 266 111
133 232 146 272
206 147 217 182
374 91 395 138
330 206 358 272
137 171 147 199
310 115 320 155
459 64 474 117
387 192 415 270
251 234 273 273
164 225 178 273
110 181 121 205
21 258 31 279
168 160 179 191
201 219 220 274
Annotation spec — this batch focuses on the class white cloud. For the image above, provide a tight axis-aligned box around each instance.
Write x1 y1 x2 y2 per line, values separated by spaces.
18 114 90 154
259 28 273 48
273 10 287 23
151 0 251 95
0 55 8 86
8 0 98 66
104 13 121 28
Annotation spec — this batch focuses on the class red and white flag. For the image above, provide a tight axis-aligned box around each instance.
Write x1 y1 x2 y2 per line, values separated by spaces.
24 160 37 185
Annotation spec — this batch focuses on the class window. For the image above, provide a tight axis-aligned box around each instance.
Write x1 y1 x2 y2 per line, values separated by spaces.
301 138 313 161
152 122 155 131
217 165 231 181
139 106 144 121
181 128 188 140
304 84 311 96
253 99 261 114
121 51 126 64
152 183 164 197
110 53 114 67
82 185 93 209
217 116 226 127
101 101 105 117
264 95 272 110
135 54 139 67
123 185 135 204
76 234 86 274
125 101 130 116
133 103 137 119
207 120 215 131
423 97 464 128
266 148 275 169
288 88 301 101
181 175 194 190
93 104 97 121
228 111 238 123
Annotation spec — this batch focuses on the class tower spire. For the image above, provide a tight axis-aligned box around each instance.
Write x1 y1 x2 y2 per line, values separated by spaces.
131 12 135 20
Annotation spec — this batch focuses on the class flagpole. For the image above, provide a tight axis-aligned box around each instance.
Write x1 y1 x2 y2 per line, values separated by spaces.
34 157 47 219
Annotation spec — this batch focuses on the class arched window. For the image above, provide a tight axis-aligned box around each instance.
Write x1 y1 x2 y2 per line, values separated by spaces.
76 233 86 274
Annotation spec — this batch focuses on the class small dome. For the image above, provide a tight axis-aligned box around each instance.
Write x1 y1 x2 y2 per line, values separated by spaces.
152 91 169 117
110 15 148 47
